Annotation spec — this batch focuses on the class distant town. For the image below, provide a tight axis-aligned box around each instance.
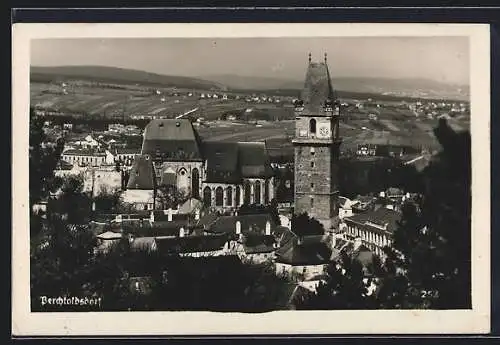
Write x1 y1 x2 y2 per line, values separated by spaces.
29 55 471 312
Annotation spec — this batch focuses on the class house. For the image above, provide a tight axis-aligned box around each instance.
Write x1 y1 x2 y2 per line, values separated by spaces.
61 149 107 167
350 195 376 213
95 231 123 253
274 235 332 281
121 155 156 210
114 148 141 164
338 196 355 219
83 168 122 196
154 233 231 257
239 234 277 264
343 207 402 258
203 213 277 237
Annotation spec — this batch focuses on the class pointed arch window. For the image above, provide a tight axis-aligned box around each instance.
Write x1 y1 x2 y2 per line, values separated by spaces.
309 119 317 134
215 187 224 207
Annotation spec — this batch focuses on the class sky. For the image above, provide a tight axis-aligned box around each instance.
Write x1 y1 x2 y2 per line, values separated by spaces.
31 37 470 85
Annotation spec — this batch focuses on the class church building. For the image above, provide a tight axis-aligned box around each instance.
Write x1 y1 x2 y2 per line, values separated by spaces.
292 53 342 232
122 118 275 211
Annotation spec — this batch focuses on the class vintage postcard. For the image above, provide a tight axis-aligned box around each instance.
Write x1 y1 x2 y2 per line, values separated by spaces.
12 23 490 336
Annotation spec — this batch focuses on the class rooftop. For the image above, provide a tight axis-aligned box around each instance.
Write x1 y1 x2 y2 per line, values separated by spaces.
344 207 402 234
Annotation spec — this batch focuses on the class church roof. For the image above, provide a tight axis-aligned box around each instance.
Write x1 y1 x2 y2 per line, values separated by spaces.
203 141 242 183
237 142 274 178
300 60 337 115
126 155 156 190
202 141 273 183
141 119 203 161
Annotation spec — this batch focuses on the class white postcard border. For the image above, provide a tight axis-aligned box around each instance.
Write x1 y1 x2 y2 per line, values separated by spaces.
12 23 491 336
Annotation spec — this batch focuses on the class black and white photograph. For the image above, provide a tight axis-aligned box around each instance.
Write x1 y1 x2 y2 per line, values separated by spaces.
12 23 490 335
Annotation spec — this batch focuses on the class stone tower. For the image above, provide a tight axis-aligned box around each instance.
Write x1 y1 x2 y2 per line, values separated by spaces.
292 53 342 232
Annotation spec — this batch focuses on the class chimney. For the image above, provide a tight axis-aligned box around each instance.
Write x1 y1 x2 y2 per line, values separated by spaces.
265 221 271 236
179 227 185 238
168 208 173 222
353 237 362 251
195 209 200 220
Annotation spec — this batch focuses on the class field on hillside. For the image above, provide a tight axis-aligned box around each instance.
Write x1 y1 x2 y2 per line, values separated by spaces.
31 80 470 159
31 82 293 121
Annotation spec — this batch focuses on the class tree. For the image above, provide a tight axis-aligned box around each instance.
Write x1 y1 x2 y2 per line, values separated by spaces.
29 108 65 206
380 119 471 309
31 213 98 311
48 174 92 224
155 185 188 210
291 212 325 236
94 187 121 213
295 252 378 310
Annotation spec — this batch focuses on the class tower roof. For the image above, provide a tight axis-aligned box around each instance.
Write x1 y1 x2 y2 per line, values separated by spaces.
300 57 337 115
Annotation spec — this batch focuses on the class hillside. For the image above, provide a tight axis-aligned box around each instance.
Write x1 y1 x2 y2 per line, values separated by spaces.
30 65 227 91
204 74 469 101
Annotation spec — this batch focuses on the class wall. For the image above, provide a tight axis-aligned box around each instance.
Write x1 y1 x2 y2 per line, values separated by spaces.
275 262 326 281
155 161 204 197
294 144 339 225
344 222 392 258
121 189 155 211
202 178 274 210
83 169 122 196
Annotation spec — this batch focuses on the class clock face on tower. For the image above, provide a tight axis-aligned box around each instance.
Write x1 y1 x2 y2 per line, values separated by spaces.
317 124 331 138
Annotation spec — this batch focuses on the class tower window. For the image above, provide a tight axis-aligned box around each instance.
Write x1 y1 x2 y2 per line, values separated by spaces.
310 147 315 156
309 119 317 134
311 161 315 168
310 183 314 190
310 198 314 208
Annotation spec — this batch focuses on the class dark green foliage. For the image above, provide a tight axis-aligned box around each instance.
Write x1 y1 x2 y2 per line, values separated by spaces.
29 108 64 206
381 119 471 309
295 252 379 310
291 212 325 236
155 185 188 210
94 188 121 213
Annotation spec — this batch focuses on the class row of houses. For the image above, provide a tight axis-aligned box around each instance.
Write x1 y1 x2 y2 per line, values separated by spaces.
61 147 140 168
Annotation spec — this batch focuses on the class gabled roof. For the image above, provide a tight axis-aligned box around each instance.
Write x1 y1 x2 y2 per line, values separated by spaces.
155 234 229 254
126 155 156 190
141 119 203 161
237 142 274 178
300 60 337 115
62 149 105 156
344 207 402 234
242 234 276 254
275 236 332 266
207 213 276 236
202 141 241 183
115 147 141 155
97 231 122 240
